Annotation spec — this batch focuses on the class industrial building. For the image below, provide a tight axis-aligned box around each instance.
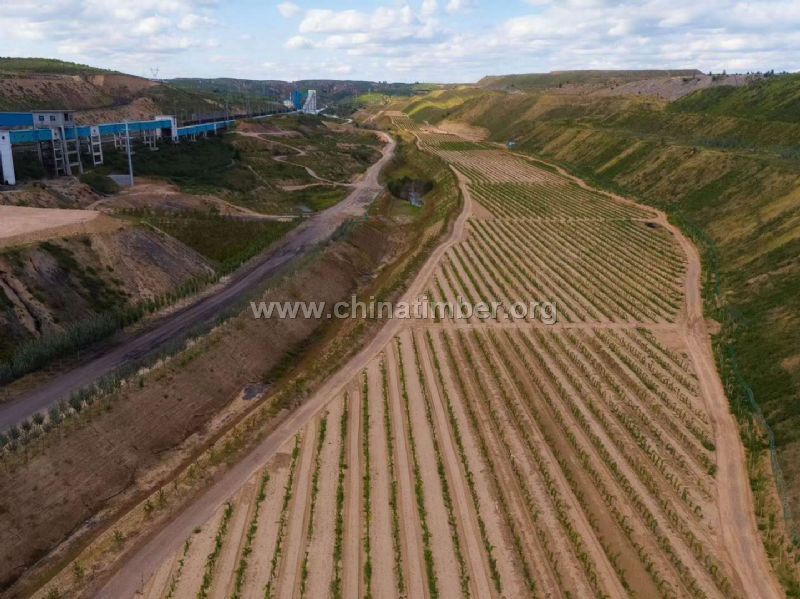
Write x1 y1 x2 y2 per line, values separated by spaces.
282 89 320 114
0 112 232 186
0 86 324 186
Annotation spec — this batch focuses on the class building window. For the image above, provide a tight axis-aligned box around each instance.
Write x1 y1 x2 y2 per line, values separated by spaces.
49 115 56 122
38 115 45 122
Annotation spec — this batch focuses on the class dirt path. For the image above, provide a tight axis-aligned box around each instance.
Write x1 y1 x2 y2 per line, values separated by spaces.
238 129 352 188
668 218 783 599
0 205 125 249
342 383 363 598
89 178 298 221
0 132 395 434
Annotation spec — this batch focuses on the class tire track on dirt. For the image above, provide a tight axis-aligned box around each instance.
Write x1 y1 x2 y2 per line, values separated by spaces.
275 420 317 599
385 346 428 599
342 381 363 599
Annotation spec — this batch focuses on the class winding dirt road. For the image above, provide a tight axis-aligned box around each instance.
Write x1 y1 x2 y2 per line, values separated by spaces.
0 132 395 433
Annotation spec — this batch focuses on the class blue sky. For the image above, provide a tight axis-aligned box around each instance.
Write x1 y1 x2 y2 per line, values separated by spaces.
2 1 799 82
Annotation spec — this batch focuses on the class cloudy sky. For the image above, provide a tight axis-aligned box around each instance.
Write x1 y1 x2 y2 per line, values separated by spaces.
2 0 799 82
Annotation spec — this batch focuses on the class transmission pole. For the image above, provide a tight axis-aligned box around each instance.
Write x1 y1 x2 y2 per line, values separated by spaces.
125 121 134 187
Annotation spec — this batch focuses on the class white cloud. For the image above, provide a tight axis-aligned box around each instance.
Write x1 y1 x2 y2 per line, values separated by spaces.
299 9 370 34
0 0 798 83
445 0 473 14
421 0 438 17
277 2 301 19
178 13 215 30
285 35 314 50
133 16 171 36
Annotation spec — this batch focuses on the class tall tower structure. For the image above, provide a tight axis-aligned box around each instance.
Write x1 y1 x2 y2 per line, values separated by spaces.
302 90 318 114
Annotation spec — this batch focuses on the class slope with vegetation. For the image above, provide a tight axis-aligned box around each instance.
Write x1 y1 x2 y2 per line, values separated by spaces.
0 57 220 121
478 69 703 91
0 222 216 386
409 73 800 592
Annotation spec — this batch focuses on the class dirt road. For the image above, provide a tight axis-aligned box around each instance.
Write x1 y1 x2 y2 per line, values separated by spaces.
0 205 123 249
0 205 99 238
0 132 395 433
665 216 783 599
96 143 467 599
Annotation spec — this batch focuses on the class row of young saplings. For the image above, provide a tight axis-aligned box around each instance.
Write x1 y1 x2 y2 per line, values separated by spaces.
0 372 133 455
427 215 683 325
470 181 651 220
0 271 216 387
418 144 565 186
472 217 683 322
0 287 225 458
155 335 480 599
516 327 734 597
438 325 736 598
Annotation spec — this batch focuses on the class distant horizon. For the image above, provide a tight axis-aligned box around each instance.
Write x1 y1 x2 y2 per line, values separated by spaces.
2 57 795 86
2 1 799 83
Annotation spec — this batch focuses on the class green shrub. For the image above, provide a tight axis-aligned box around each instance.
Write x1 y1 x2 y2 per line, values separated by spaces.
133 211 296 272
80 171 120 195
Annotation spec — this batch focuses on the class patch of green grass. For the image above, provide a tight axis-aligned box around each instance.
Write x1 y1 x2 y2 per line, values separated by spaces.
669 74 800 123
356 92 386 105
0 286 11 310
135 212 297 272
140 84 220 123
0 57 112 75
478 69 701 91
39 241 127 312
297 187 348 212
79 171 120 195
105 138 253 193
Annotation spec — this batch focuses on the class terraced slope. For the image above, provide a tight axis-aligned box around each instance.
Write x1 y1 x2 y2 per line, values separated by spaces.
95 114 780 599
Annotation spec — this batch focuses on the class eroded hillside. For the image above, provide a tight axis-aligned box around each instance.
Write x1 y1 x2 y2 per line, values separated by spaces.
0 226 214 371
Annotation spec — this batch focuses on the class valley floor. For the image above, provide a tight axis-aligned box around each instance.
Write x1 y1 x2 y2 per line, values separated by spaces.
85 115 779 599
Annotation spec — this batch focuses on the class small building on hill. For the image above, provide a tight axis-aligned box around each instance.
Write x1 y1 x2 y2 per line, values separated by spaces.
0 110 76 130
